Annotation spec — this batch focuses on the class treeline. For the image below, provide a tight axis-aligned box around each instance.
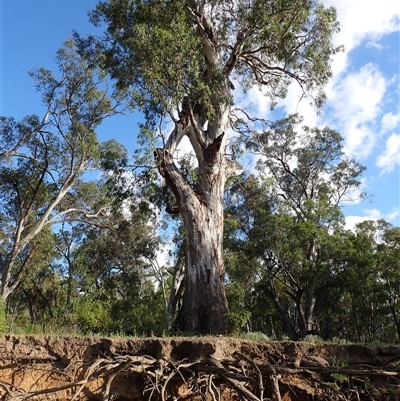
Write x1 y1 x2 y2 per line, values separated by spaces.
223 116 400 343
0 40 168 337
0 41 399 343
224 182 400 343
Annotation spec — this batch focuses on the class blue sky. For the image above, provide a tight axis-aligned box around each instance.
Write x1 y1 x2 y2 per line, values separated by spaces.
1 0 399 229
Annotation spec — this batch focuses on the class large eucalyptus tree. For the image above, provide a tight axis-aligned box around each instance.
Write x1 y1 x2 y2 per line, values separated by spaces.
79 0 341 333
0 40 121 301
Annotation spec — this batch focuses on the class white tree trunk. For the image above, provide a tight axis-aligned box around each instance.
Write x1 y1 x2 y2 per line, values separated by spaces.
155 103 231 333
178 160 228 334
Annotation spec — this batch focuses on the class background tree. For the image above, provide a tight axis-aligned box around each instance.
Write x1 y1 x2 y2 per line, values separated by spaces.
377 223 400 342
76 0 341 333
71 202 165 335
6 180 166 335
318 220 400 343
225 115 365 339
224 177 274 335
0 39 121 301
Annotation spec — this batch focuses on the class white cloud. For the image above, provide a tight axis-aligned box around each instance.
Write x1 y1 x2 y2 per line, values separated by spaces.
387 208 400 221
328 64 387 124
275 66 392 163
341 176 367 205
275 81 320 128
175 135 195 158
381 111 400 132
326 64 388 158
365 39 386 50
322 0 400 75
232 82 275 121
376 133 400 174
315 2 399 160
345 207 400 230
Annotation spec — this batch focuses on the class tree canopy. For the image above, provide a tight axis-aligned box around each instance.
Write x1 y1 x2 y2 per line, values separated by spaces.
1 0 399 343
72 0 342 334
81 0 341 117
225 117 365 339
0 39 122 300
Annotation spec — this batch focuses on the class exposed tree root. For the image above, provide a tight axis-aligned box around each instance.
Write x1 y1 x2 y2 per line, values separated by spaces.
1 351 400 400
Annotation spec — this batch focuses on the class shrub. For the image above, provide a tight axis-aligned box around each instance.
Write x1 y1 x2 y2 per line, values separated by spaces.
0 299 8 334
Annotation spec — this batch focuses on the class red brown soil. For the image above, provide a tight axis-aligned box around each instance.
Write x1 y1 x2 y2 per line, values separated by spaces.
0 335 399 400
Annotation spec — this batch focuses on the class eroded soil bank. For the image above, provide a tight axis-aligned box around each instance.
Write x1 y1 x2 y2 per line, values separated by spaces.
0 335 399 400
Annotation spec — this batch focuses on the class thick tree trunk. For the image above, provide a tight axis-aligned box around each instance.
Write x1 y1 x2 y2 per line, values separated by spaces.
177 180 228 334
304 282 317 333
155 122 230 334
151 0 234 332
303 243 318 336
271 296 299 341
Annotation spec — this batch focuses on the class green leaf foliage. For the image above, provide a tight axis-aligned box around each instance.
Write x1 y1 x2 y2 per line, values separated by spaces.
0 39 121 301
225 116 367 339
86 0 205 120
76 0 342 129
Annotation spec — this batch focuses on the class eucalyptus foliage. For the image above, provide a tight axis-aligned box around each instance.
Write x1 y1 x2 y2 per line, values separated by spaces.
75 0 342 334
226 116 366 339
0 40 121 300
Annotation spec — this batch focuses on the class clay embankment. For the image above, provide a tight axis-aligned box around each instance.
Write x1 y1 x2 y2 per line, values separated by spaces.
0 335 399 400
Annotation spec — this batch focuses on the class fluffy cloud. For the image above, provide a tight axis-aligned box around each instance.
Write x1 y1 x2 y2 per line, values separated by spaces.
329 64 387 122
275 1 399 145
376 134 400 174
345 207 399 230
325 64 388 158
340 176 367 206
316 1 399 160
381 111 400 132
233 85 274 120
322 0 400 75
274 80 320 128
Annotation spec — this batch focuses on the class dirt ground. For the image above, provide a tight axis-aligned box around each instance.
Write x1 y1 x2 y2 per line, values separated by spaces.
0 335 399 400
